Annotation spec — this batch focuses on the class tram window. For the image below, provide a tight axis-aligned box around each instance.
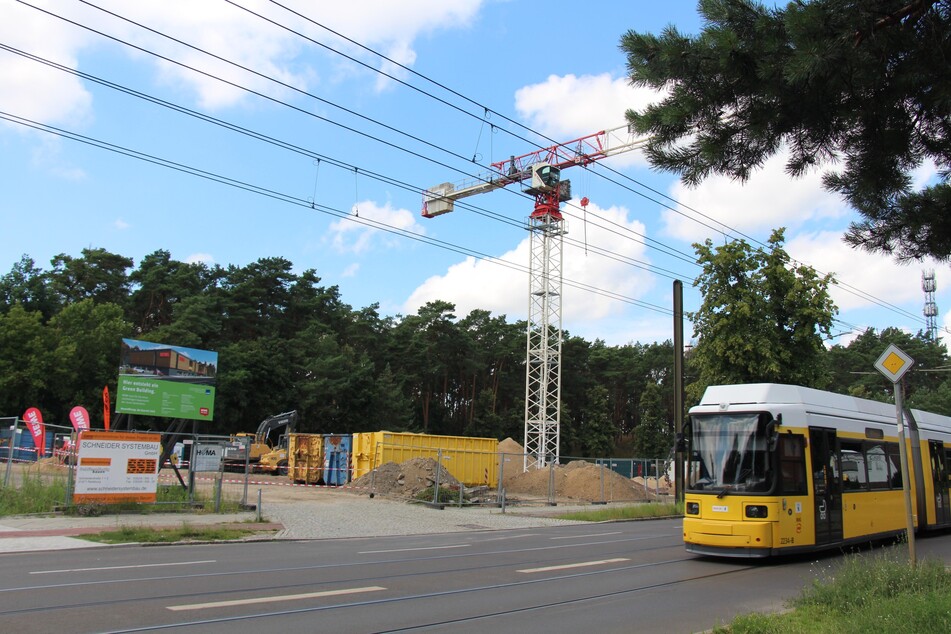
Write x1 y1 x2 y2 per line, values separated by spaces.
886 443 902 488
839 440 867 490
779 434 806 495
866 443 889 489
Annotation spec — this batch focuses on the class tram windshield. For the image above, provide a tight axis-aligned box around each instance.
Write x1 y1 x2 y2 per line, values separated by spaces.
688 412 774 494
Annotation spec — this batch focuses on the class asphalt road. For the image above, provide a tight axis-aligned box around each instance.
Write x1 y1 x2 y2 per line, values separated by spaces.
2 519 950 634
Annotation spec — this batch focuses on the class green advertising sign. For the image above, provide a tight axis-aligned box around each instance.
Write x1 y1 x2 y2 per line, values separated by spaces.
115 339 218 422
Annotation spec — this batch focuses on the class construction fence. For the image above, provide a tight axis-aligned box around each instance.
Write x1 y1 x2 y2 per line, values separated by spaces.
2 418 675 512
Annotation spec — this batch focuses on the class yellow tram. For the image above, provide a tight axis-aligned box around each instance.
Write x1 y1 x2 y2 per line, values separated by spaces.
682 384 951 557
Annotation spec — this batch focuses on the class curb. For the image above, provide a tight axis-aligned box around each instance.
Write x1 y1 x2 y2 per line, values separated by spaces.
0 522 285 539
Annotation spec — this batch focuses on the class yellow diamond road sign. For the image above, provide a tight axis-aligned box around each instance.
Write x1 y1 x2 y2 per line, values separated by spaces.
874 344 914 383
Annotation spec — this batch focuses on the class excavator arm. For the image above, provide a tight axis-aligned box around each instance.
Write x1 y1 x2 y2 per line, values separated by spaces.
254 410 298 445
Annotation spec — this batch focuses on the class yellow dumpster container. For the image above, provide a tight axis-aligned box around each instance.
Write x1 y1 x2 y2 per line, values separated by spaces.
352 431 498 487
288 433 323 484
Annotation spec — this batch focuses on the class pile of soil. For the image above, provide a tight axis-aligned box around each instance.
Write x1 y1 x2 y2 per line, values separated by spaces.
347 438 659 503
349 457 460 499
499 438 655 502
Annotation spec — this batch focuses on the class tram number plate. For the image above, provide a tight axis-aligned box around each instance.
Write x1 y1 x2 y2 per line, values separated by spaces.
712 505 729 512
780 537 795 545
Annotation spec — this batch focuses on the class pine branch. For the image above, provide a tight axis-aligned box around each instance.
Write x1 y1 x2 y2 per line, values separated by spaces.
854 0 937 45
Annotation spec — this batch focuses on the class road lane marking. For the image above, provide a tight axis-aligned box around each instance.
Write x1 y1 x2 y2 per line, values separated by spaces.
517 558 630 573
167 586 387 611
358 544 469 554
551 531 623 539
31 560 217 575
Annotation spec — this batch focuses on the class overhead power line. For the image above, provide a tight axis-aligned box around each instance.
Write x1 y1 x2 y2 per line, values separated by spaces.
0 40 698 285
0 110 674 317
9 0 939 333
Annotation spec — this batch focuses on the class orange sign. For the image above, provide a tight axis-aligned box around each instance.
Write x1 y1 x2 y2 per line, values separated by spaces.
72 431 160 504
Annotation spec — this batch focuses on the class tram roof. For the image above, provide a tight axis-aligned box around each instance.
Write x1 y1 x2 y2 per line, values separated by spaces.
693 383 951 433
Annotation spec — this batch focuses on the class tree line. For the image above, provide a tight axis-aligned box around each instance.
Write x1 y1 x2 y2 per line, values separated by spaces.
1 241 948 459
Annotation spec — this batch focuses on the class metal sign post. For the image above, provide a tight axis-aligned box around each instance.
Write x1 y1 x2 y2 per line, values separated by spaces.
874 344 916 565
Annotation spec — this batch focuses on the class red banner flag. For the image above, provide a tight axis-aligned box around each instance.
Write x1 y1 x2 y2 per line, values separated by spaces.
22 407 45 459
102 386 111 431
69 406 91 432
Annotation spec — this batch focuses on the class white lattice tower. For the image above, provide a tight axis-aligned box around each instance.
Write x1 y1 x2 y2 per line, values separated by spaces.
923 270 938 340
523 215 565 470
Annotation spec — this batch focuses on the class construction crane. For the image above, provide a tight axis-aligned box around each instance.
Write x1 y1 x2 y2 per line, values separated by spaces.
422 124 648 471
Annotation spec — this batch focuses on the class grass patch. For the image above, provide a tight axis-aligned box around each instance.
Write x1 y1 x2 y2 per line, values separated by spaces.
81 524 273 544
0 470 68 515
0 469 245 517
413 485 469 505
714 553 951 633
557 501 682 522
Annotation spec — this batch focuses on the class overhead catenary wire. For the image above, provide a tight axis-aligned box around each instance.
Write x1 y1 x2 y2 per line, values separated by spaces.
0 41 695 284
9 1 942 334
0 110 673 317
1 2 783 274
70 0 731 266
240 1 939 331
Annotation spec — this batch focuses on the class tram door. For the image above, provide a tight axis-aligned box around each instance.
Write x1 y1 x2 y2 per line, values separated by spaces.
809 428 843 545
928 441 951 526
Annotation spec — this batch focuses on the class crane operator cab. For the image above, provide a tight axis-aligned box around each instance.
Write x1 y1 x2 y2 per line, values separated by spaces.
525 163 560 195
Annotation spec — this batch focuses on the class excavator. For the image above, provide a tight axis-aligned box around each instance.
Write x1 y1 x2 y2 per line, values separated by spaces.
223 410 298 472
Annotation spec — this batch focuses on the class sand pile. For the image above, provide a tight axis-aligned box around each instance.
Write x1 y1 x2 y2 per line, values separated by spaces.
348 438 659 503
350 457 460 498
498 438 654 502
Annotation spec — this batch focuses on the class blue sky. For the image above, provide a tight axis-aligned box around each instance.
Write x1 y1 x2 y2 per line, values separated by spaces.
0 0 945 347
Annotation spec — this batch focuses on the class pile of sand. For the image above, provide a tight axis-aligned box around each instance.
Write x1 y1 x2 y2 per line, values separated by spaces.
349 457 460 498
347 438 659 503
498 438 655 502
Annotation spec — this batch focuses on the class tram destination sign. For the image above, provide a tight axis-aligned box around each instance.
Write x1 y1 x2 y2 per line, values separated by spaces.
874 344 914 384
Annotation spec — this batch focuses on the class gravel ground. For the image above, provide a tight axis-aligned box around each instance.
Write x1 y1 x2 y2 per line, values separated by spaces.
257 490 591 539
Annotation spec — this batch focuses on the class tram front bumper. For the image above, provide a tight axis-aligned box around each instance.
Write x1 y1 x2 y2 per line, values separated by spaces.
684 518 773 553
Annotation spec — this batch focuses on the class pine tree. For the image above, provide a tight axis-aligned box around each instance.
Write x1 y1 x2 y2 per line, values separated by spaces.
621 0 951 261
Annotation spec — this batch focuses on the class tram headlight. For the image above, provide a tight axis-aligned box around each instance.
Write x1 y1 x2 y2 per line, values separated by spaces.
745 505 768 519
686 502 699 515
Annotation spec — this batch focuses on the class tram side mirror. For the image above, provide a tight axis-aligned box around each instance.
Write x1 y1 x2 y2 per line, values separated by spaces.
675 421 691 453
675 433 687 453
765 418 779 452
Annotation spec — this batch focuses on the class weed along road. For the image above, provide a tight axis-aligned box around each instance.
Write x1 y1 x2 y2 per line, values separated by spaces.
1 520 950 633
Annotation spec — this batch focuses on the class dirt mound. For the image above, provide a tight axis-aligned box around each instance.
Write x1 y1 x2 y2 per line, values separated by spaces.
503 459 654 502
498 437 525 482
349 457 460 499
351 438 660 504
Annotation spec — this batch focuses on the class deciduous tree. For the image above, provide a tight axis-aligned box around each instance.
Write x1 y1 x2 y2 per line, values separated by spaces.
688 229 837 395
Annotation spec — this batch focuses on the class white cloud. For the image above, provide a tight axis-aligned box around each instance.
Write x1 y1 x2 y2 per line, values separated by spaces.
662 149 848 244
404 201 657 325
185 252 214 265
114 218 130 230
0 0 486 117
135 0 486 105
341 262 360 278
513 73 662 168
785 231 938 311
941 311 951 341
327 199 425 254
0 1 94 130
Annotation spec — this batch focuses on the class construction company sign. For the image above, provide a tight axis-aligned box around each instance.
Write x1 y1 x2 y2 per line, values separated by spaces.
192 443 224 472
116 338 218 422
73 431 161 504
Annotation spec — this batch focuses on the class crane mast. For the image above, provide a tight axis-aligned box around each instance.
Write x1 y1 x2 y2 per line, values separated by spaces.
422 124 647 471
